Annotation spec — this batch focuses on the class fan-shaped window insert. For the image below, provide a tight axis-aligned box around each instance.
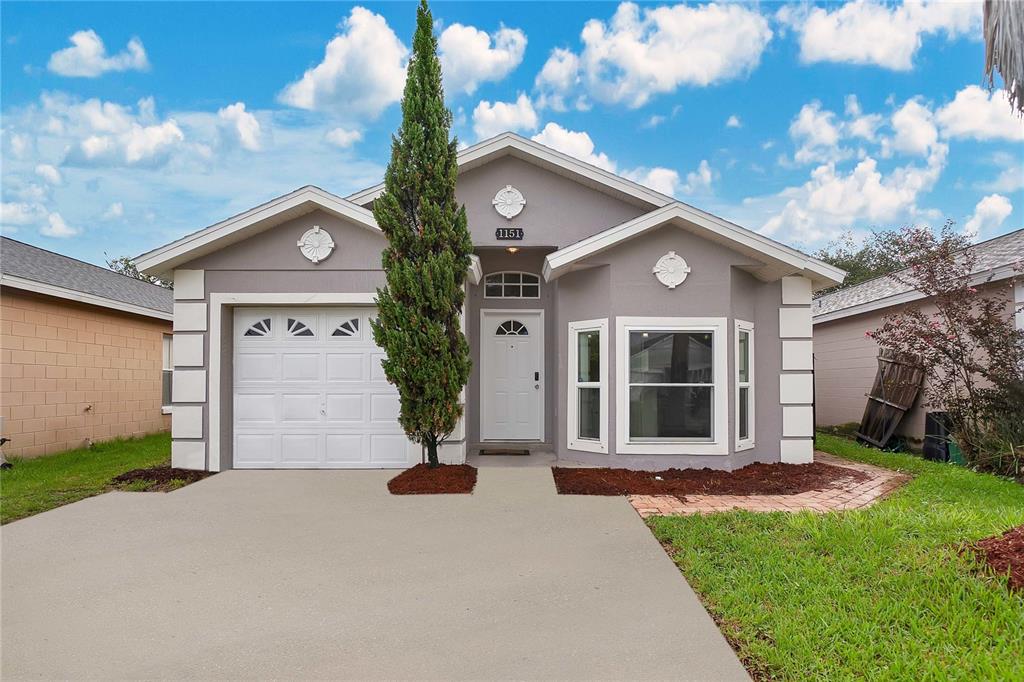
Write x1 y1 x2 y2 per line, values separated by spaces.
496 320 528 336
286 318 315 337
484 272 540 299
332 318 360 337
243 318 272 337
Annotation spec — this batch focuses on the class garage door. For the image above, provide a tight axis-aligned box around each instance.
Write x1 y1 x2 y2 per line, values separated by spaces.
232 307 416 468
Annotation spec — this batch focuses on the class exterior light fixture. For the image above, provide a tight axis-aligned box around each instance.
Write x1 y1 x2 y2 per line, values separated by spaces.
506 246 520 254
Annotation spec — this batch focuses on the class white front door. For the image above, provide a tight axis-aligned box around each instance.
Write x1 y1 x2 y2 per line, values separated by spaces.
480 310 543 441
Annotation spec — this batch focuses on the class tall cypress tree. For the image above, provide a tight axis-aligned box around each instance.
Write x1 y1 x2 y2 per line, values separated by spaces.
371 0 473 468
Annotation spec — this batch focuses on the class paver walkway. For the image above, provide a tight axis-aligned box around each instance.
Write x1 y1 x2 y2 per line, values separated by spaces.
630 452 909 518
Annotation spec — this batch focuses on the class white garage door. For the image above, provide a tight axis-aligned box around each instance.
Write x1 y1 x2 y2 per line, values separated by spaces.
233 307 416 469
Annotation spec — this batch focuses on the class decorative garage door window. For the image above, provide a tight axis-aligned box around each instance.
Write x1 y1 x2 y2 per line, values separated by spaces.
484 272 540 299
496 320 528 336
332 318 359 337
286 318 315 337
243 318 272 337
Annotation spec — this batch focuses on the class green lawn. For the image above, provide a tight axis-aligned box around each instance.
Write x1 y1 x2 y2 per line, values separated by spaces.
0 432 171 524
650 434 1024 681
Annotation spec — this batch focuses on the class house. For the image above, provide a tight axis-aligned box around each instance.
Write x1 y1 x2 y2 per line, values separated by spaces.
135 133 844 472
0 237 174 457
813 228 1024 444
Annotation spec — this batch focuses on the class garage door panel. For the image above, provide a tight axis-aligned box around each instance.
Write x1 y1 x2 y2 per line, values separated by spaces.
236 354 278 382
281 353 320 382
280 393 321 422
235 434 277 464
369 434 410 464
369 393 401 423
280 434 320 463
326 353 364 382
236 394 276 423
325 393 363 421
370 353 389 381
325 434 364 462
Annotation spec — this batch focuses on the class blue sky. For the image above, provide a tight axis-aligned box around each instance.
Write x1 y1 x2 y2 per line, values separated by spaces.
2 1 1022 266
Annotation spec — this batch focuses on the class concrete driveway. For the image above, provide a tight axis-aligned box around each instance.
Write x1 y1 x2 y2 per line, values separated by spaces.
1 467 748 680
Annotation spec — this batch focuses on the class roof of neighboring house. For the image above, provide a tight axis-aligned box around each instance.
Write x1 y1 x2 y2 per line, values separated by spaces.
813 228 1024 323
1 237 174 320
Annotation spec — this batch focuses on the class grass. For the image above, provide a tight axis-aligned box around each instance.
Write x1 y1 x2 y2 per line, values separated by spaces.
0 432 171 524
650 433 1024 681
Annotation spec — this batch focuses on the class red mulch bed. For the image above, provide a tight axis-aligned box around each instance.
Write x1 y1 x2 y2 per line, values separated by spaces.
387 463 477 494
969 524 1024 591
551 462 869 497
111 466 214 491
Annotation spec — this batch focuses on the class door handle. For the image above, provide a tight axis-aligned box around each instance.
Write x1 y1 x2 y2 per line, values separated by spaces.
534 371 540 380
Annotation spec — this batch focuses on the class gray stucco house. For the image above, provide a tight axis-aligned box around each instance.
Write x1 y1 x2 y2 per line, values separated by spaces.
136 133 844 472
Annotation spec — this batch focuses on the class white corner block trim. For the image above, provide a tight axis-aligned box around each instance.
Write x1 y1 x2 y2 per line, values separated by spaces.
779 307 812 338
171 405 203 439
437 441 467 465
780 373 814 404
172 333 204 367
171 440 206 470
781 276 812 305
173 269 205 300
174 302 208 331
173 370 207 403
782 340 814 370
783 405 815 437
780 439 814 464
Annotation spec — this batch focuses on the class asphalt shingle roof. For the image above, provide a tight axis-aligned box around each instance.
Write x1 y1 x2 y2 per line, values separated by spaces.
813 228 1024 317
0 237 173 315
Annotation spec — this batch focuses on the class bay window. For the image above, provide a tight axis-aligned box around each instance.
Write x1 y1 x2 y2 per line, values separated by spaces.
567 319 608 453
736 320 754 450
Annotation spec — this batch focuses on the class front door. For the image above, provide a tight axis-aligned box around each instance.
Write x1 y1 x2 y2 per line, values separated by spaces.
480 310 543 441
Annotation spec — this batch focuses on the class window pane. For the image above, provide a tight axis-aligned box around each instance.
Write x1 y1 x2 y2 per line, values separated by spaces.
521 284 539 298
162 334 172 370
504 272 521 284
485 283 502 297
739 386 749 440
738 331 750 383
162 370 172 406
629 332 713 384
629 386 712 439
522 274 539 284
578 387 600 440
577 330 600 382
503 284 521 297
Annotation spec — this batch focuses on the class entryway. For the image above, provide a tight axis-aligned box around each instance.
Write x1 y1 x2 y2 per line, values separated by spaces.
479 309 544 442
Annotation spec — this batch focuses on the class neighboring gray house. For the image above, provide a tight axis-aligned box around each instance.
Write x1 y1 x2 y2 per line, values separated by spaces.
136 133 843 472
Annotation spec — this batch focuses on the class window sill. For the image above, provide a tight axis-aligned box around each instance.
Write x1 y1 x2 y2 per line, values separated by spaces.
568 438 607 454
616 440 728 455
736 440 755 452
161 406 173 415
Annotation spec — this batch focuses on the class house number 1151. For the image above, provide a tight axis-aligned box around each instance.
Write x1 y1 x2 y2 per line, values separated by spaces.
495 227 524 240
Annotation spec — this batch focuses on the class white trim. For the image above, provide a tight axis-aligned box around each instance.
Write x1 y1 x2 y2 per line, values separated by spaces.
782 405 814 437
735 319 755 452
779 307 812 338
171 441 206 470
482 271 541 299
567 318 608 454
781 276 812 305
173 302 207 332
616 316 728 455
207 292 378 471
173 370 206 403
173 269 205 300
479 308 545 442
543 203 845 288
782 340 814 371
780 439 814 464
171 405 203 439
779 373 814 404
0 273 172 321
468 255 483 286
172 333 204 367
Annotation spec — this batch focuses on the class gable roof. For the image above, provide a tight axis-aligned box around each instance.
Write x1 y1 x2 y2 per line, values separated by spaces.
135 185 379 276
345 132 675 210
543 202 846 290
813 227 1024 323
1 237 173 320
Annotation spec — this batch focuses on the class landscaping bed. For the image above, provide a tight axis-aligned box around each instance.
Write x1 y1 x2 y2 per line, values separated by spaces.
970 524 1024 591
111 465 215 492
388 463 477 494
552 461 868 497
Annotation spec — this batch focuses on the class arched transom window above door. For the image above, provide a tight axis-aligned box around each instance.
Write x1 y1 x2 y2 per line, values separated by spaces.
484 272 540 299
496 320 529 336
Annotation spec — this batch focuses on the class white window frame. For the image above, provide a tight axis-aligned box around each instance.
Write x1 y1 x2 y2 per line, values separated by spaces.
483 271 541 299
616 316 728 455
735 319 755 451
567 318 608 453
161 333 173 414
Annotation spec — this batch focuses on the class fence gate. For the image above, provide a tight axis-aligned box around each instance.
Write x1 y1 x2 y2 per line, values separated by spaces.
856 349 925 448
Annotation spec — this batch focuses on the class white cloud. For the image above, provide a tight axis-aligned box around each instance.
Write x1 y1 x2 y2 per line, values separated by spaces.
534 48 581 111
575 2 772 108
726 115 741 129
278 7 407 117
1 201 46 226
644 114 666 128
439 23 526 95
780 0 980 71
789 101 844 164
47 29 149 77
936 85 1024 142
681 159 714 194
324 127 362 149
39 212 80 238
624 167 679 195
980 152 1024 193
890 99 937 156
964 193 1013 240
530 123 615 172
472 94 538 140
217 102 261 151
34 163 62 184
102 202 124 220
843 95 884 141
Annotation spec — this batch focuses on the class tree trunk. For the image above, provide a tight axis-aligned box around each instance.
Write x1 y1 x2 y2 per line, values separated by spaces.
425 435 440 468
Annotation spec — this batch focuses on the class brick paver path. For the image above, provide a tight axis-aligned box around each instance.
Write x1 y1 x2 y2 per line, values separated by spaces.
629 452 910 518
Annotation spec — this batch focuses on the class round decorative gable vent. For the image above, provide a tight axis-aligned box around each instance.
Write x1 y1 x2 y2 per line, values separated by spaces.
297 225 335 264
492 185 526 220
652 251 691 289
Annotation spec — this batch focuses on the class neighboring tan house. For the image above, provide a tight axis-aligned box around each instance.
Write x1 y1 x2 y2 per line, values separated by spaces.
135 132 844 473
0 237 173 457
813 228 1024 444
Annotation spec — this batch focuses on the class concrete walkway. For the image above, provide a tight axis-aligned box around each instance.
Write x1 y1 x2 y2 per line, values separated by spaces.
2 468 748 681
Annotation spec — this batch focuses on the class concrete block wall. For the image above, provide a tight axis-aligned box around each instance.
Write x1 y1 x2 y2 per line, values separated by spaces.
0 289 171 457
779 276 815 463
